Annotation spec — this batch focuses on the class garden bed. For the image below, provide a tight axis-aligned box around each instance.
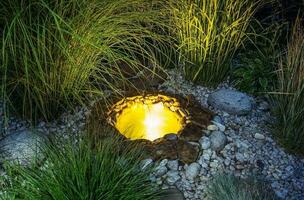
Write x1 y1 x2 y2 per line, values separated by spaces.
1 1 304 199
1 70 303 200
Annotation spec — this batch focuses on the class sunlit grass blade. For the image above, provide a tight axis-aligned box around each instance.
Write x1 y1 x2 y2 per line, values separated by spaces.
0 0 170 122
170 0 265 86
271 17 304 155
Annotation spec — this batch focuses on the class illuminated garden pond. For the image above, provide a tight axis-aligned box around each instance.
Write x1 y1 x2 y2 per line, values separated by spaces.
107 95 189 141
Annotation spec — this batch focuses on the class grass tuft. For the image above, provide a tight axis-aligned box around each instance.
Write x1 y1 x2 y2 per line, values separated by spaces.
206 173 276 200
0 0 169 121
1 130 159 200
170 0 264 86
272 18 304 155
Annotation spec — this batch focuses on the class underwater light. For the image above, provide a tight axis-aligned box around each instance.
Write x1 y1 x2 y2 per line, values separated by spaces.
107 95 188 141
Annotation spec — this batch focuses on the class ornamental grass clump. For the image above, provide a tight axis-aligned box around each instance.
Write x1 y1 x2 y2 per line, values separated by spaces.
206 173 276 200
0 0 168 121
272 19 304 155
1 132 159 200
170 0 263 86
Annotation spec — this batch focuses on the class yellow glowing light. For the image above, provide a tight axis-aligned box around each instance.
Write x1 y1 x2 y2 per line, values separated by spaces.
110 95 186 141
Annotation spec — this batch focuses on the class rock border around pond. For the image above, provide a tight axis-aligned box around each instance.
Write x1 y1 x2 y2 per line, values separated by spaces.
89 90 214 164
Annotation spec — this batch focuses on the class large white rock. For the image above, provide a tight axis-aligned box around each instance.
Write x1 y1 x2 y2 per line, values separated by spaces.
0 129 45 165
207 89 252 115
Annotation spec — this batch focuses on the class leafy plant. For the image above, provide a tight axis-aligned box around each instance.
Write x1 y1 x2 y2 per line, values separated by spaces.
1 130 159 200
232 52 275 95
0 0 168 121
206 173 276 200
170 0 264 86
232 22 284 95
272 18 304 155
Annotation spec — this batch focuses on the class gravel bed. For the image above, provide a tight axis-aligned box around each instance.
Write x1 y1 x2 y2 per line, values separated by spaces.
148 70 304 200
0 69 303 199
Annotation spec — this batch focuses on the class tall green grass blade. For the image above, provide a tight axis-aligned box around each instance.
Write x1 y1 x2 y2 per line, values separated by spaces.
170 0 265 86
0 0 170 122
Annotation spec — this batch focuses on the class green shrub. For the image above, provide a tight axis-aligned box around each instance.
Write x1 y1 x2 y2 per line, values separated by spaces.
272 18 304 155
0 0 168 121
232 23 284 95
232 50 276 95
1 131 159 200
206 173 276 200
170 0 264 86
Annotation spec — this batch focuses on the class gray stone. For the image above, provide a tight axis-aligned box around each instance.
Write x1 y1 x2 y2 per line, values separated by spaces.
271 181 280 189
202 130 211 136
236 164 245 170
0 129 44 165
202 149 212 161
159 159 168 167
140 158 153 170
164 133 178 141
285 165 294 173
154 165 168 177
212 115 224 125
185 163 201 180
210 161 219 168
235 153 245 162
254 133 265 140
207 89 252 115
167 160 179 171
212 121 226 132
275 188 288 199
149 174 157 182
207 125 218 131
154 159 168 177
166 170 181 185
209 131 227 151
199 137 210 150
224 159 231 166
161 185 169 190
